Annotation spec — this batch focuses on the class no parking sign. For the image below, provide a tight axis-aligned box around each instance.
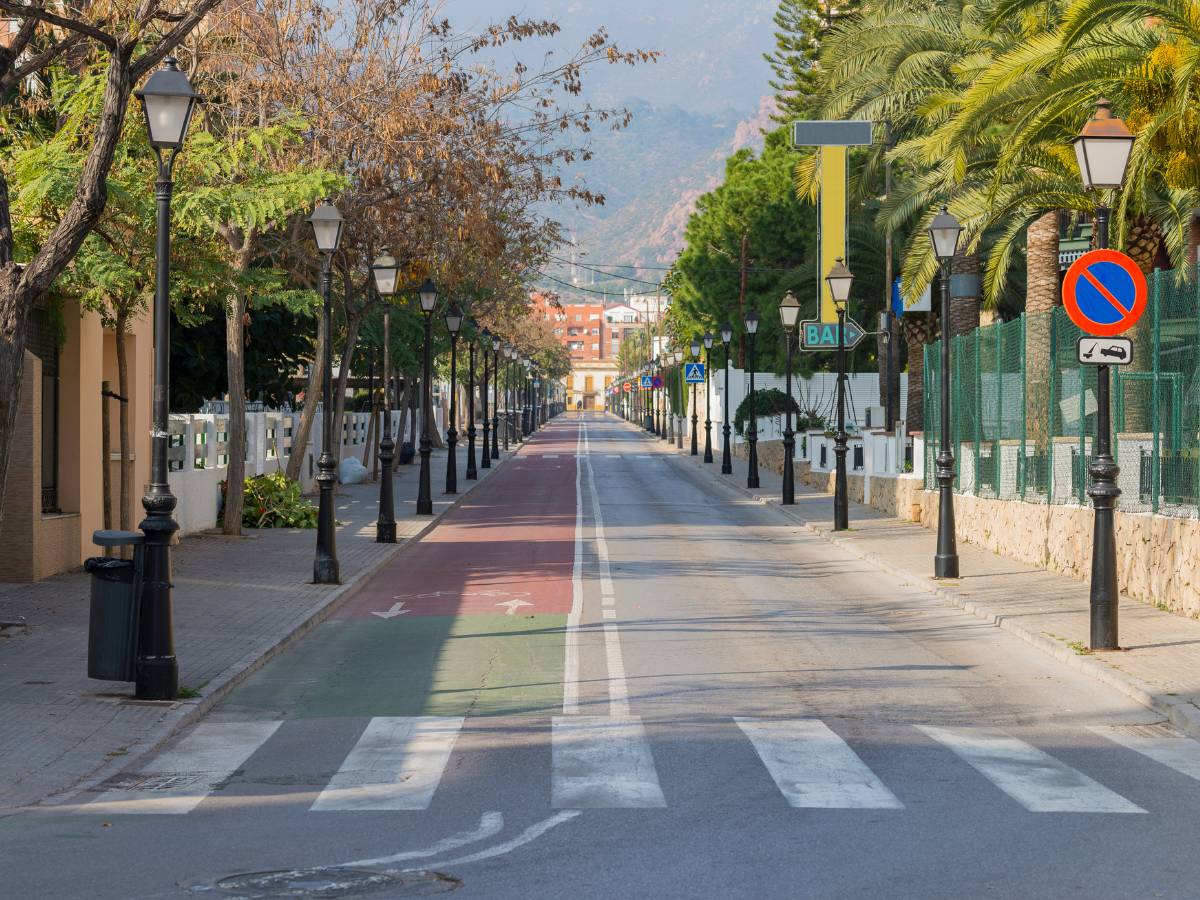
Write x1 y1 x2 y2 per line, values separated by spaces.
1062 249 1147 337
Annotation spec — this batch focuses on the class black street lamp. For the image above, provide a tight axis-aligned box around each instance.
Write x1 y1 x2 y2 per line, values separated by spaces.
491 334 501 459
779 290 801 505
480 329 491 470
444 303 463 494
745 309 761 489
371 250 399 542
703 332 714 463
466 325 478 481
825 262 854 530
416 277 438 515
132 57 200 700
929 205 963 576
1074 98 1135 650
720 322 733 474
503 345 513 448
306 199 344 584
689 337 701 455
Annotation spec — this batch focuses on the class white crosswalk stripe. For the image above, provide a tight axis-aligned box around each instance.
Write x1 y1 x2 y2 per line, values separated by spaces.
312 716 464 811
552 715 666 808
1090 724 1200 783
74 717 1170 816
917 725 1145 813
83 721 281 815
736 718 903 809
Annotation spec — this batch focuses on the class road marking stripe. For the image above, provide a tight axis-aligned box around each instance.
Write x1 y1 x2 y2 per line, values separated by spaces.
345 812 504 868
552 716 666 808
736 718 903 810
917 725 1145 813
1090 725 1200 783
563 423 585 716
543 454 560 459
84 721 281 814
602 608 616 620
311 717 463 811
429 811 581 869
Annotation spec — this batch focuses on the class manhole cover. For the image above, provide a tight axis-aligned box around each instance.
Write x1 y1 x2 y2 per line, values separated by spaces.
214 867 459 898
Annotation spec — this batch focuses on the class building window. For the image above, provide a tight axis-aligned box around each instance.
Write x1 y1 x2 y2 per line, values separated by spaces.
574 314 582 322
591 343 599 350
28 305 59 514
591 328 599 335
589 313 600 321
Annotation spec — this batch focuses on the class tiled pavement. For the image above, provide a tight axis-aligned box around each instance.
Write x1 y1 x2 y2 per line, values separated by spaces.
630 417 1200 740
0 443 513 810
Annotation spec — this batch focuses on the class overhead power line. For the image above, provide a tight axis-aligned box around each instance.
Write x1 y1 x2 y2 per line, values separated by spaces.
534 270 669 298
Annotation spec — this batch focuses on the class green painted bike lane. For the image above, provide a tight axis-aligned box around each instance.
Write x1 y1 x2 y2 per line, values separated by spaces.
227 423 579 719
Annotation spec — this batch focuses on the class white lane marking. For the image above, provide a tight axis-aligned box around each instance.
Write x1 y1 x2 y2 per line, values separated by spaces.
635 455 653 459
312 717 463 811
84 721 281 814
602 609 616 620
344 812 504 868
601 595 614 608
543 454 560 459
496 599 533 615
581 420 628 715
1091 725 1200 783
563 424 585 716
917 725 1146 813
372 601 410 619
736 719 903 810
428 811 582 868
605 454 620 458
552 716 665 808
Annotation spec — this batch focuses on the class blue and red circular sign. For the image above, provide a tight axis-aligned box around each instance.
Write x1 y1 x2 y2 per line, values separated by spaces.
1062 249 1147 337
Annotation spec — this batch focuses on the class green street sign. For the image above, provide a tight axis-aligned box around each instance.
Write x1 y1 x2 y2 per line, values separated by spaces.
800 318 866 352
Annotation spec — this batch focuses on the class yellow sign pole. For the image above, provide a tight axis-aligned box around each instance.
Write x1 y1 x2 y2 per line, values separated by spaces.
818 145 847 323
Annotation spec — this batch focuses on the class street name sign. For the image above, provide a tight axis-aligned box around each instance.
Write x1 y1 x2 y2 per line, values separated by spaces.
1063 249 1147 337
800 318 866 352
684 362 706 383
639 375 652 389
1078 336 1133 366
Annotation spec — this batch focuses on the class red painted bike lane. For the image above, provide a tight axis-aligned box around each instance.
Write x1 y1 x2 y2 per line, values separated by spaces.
230 417 583 719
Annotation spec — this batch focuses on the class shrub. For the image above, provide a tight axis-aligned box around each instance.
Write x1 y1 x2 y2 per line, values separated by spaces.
734 388 801 435
239 472 318 529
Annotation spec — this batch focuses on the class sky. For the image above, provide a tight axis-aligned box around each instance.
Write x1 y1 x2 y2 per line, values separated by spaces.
443 0 778 114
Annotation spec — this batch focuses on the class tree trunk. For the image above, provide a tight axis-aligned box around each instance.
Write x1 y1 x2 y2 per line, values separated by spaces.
1024 211 1060 481
285 312 325 482
223 293 248 534
949 251 981 338
332 312 362 448
114 308 132 537
902 313 933 437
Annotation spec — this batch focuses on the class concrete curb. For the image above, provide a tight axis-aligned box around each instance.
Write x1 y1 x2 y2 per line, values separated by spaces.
620 417 1200 741
35 448 520 810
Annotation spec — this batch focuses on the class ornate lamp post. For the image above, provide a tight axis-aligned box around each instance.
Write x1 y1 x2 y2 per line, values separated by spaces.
720 322 733 474
744 309 761 489
503 345 513 448
479 329 491 470
132 57 200 700
689 337 701 455
444 303 462 494
929 206 963 575
416 278 438 515
371 251 399 542
825 262 854 530
491 335 501 459
1073 98 1135 650
703 332 714 463
466 323 478 480
779 290 801 505
306 200 344 584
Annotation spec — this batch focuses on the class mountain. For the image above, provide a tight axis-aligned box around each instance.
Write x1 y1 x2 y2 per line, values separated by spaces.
541 96 778 295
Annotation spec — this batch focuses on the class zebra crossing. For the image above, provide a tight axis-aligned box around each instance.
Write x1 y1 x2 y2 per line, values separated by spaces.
75 717 1200 817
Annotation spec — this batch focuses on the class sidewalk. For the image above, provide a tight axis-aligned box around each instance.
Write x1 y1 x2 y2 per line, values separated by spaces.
628 417 1200 740
0 442 514 810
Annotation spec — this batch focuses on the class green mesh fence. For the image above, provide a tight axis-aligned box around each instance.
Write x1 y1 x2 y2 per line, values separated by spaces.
924 269 1200 516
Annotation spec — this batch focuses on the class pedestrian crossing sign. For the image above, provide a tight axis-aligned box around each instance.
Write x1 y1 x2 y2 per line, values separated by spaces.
684 362 705 383
639 375 653 389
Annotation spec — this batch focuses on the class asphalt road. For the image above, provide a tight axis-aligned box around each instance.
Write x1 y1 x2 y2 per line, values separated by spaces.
7 412 1200 899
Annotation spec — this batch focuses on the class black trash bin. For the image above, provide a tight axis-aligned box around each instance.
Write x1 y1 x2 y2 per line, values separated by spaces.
86 530 144 682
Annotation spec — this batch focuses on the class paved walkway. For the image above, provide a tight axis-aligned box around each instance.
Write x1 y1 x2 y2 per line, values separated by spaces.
625 416 1200 739
0 442 514 810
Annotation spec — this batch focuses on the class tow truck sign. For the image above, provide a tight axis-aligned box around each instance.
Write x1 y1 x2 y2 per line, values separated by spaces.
1077 336 1133 366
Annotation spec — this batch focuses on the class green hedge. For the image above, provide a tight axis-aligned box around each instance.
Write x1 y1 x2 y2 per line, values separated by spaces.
733 388 826 435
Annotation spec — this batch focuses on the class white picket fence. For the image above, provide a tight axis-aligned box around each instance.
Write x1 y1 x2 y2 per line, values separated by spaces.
165 406 442 537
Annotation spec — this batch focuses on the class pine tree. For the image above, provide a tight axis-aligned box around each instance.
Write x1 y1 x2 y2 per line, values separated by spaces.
764 0 862 124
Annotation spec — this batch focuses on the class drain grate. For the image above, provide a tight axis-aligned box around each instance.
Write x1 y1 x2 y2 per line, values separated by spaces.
213 867 460 898
109 772 204 792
